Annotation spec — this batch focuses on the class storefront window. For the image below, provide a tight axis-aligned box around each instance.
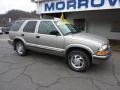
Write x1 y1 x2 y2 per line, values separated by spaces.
74 19 85 32
111 21 120 32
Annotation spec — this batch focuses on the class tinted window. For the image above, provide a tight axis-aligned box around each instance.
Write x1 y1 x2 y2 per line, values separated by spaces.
38 21 58 35
23 21 37 33
10 21 24 31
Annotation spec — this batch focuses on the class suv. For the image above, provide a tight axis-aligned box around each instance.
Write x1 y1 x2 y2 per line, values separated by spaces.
8 19 111 72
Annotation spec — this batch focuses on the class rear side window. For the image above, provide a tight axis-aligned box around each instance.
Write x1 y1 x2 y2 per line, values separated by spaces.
23 21 37 33
10 21 24 31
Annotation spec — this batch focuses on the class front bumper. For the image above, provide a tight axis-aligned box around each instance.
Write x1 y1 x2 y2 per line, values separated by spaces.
92 51 111 63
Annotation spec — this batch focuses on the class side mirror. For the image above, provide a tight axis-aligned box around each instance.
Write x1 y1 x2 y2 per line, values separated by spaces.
49 30 59 36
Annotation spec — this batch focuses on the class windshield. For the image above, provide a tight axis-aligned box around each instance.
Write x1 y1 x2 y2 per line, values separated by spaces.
55 21 79 35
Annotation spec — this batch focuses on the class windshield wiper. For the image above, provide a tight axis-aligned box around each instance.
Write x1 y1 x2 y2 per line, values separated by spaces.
72 32 79 34
65 32 72 35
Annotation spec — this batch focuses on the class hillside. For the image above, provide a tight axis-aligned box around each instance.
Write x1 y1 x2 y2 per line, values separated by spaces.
0 10 39 27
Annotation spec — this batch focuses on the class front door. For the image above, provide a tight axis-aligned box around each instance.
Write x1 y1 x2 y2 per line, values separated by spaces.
36 21 64 55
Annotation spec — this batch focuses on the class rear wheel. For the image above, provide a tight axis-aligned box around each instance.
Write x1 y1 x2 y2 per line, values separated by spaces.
67 50 90 72
15 41 27 56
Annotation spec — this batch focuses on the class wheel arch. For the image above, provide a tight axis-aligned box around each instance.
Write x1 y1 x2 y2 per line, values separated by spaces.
65 45 94 64
13 38 25 50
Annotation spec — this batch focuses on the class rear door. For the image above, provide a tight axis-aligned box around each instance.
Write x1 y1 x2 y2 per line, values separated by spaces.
21 21 37 45
9 21 25 40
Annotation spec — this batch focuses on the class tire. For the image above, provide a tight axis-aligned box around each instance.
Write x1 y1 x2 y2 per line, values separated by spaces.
5 32 9 34
15 41 27 56
67 50 90 72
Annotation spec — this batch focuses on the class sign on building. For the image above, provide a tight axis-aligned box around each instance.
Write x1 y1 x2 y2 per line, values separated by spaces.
37 0 120 14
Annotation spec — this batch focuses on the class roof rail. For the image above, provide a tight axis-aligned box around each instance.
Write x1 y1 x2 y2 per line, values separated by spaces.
17 18 60 21
18 18 40 20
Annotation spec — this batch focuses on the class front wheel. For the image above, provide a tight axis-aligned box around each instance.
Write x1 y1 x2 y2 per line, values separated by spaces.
15 41 27 56
67 50 90 72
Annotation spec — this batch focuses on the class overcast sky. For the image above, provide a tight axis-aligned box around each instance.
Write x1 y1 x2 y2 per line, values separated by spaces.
0 0 36 14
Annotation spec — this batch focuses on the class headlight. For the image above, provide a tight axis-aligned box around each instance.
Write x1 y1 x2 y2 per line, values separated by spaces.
98 44 108 51
96 44 109 56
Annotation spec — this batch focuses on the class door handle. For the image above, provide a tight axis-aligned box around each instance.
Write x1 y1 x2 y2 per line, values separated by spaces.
36 36 40 38
21 34 24 36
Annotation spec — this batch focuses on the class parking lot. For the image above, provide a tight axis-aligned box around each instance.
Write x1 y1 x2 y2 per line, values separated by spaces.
0 34 120 90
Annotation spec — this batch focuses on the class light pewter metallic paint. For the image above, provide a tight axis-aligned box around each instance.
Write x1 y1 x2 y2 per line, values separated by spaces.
8 20 111 62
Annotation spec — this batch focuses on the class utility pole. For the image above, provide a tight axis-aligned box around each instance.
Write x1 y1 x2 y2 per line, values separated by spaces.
40 14 42 19
8 18 12 23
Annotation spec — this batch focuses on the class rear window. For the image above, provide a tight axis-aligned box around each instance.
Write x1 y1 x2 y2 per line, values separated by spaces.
10 21 24 31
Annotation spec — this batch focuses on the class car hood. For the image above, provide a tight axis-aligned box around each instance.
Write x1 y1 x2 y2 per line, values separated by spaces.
70 33 108 46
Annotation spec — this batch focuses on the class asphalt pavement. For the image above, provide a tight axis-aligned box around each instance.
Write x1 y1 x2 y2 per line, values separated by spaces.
0 34 120 90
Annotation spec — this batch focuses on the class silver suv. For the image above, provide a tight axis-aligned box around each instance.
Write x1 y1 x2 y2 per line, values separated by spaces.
8 19 111 72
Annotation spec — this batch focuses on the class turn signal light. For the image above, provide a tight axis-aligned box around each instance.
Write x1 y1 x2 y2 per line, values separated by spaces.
96 51 109 56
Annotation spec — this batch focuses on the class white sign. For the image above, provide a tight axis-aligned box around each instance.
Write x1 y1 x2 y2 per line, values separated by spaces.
37 0 120 14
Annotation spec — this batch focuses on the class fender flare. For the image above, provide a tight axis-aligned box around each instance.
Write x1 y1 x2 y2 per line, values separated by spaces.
13 37 26 50
65 44 94 55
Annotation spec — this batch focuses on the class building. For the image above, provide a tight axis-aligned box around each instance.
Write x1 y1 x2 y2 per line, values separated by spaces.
32 0 120 40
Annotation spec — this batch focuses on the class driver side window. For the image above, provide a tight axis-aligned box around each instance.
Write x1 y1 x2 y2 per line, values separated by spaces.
38 21 60 35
